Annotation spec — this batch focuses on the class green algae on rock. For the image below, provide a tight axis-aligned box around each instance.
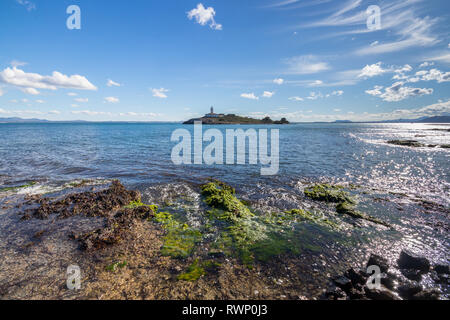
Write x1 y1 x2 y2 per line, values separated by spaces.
304 184 356 204
336 202 391 228
105 261 128 272
177 259 221 281
155 211 202 259
200 180 337 267
0 181 37 193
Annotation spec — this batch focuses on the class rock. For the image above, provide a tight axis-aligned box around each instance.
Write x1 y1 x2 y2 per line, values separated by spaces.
364 286 401 300
345 268 368 286
333 276 353 292
381 274 396 291
397 282 423 299
387 140 425 148
324 285 347 300
398 250 430 273
434 264 449 275
430 271 449 285
412 289 441 300
400 269 423 282
348 288 365 300
367 254 390 273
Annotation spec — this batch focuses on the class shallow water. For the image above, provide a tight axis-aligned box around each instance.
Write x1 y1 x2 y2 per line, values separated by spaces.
0 122 449 298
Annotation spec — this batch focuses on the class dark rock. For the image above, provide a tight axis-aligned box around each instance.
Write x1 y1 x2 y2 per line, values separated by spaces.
23 180 141 220
430 271 449 285
381 274 396 291
348 288 365 300
412 289 441 300
364 286 401 300
434 264 449 275
345 268 368 286
367 254 390 273
324 285 347 300
400 269 423 282
333 276 353 292
397 282 423 299
398 250 430 273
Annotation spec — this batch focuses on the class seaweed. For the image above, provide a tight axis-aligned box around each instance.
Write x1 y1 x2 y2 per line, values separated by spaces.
304 184 356 204
336 202 391 228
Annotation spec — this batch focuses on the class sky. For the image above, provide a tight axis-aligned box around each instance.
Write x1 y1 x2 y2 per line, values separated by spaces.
0 0 449 122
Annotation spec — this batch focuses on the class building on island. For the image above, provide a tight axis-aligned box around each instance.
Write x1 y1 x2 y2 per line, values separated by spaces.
204 107 225 118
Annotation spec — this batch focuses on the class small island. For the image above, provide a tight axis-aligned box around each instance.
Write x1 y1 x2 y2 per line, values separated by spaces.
183 107 290 125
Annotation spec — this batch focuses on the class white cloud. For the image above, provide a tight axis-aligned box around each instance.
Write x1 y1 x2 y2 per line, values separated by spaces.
187 3 222 30
366 82 433 102
358 62 388 78
0 67 97 92
107 79 121 87
307 92 323 100
309 80 324 86
152 88 169 99
240 93 259 100
67 92 78 96
262 91 275 98
48 110 61 115
289 96 304 101
419 62 434 68
370 41 379 47
21 87 40 95
16 0 35 11
284 55 330 75
104 96 120 103
273 78 284 85
332 90 344 96
426 53 450 64
394 64 413 73
414 69 450 83
75 98 88 103
10 60 27 68
35 99 45 104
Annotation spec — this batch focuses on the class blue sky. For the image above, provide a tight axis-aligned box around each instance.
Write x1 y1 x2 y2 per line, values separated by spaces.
0 0 449 122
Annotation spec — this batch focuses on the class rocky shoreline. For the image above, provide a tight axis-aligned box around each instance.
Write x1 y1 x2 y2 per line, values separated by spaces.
0 180 448 300
324 252 448 300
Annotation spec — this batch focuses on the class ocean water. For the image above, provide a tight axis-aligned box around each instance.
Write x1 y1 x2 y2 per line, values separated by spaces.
0 122 449 297
0 122 448 203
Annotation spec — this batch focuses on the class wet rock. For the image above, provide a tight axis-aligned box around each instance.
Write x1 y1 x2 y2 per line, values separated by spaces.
433 264 449 275
324 285 347 300
381 274 396 291
397 282 423 299
364 286 401 300
400 269 423 282
345 268 368 286
430 271 449 285
76 205 156 251
23 180 141 220
387 140 425 148
333 276 352 292
412 289 441 300
348 287 365 300
398 250 430 273
367 254 390 273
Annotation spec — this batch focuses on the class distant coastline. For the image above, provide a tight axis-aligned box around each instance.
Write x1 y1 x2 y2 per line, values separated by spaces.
1 115 449 124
